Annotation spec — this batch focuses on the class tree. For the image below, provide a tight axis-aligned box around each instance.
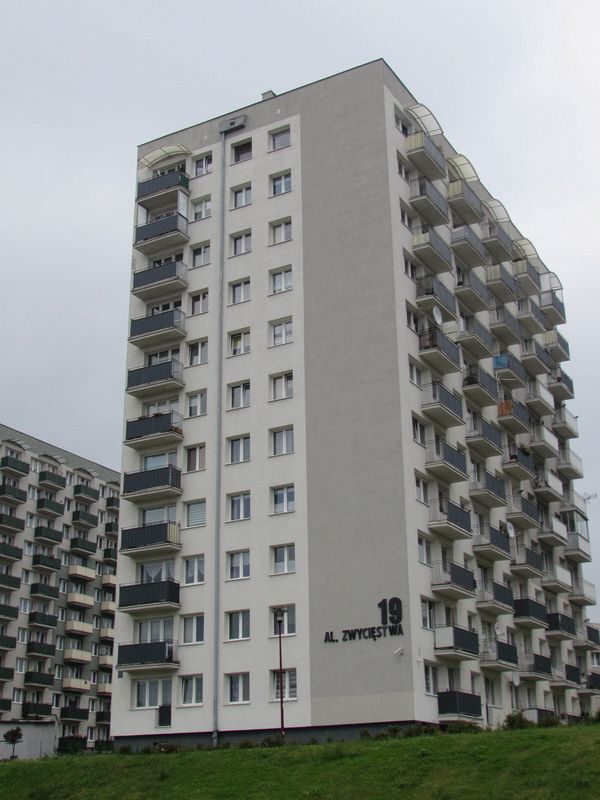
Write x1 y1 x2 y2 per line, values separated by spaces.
3 726 23 759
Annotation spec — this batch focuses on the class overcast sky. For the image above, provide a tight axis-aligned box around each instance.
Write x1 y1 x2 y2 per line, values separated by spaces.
2 0 600 601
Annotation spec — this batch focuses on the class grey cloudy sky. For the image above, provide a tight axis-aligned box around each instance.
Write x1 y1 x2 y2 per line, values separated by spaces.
2 0 600 600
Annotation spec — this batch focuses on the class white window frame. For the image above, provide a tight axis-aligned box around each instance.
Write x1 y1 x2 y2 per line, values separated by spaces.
182 614 204 645
193 196 211 221
192 242 210 267
271 172 292 196
272 668 297 700
184 556 205 585
230 279 251 304
229 381 251 410
270 128 290 151
270 219 292 245
272 544 295 575
232 184 252 209
181 675 203 705
188 339 208 367
270 318 293 346
227 672 249 703
194 154 212 177
271 371 293 401
228 550 250 580
187 390 207 418
229 329 251 356
229 435 250 464
271 427 294 456
229 493 251 521
271 605 296 636
272 485 295 515
227 610 250 640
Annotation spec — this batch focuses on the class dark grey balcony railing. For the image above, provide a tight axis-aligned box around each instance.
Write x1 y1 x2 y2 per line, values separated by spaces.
127 359 183 390
0 513 24 532
456 269 490 304
120 522 180 551
34 525 62 543
513 259 542 291
498 399 530 427
407 131 446 172
22 702 52 717
514 494 541 524
541 291 566 320
504 445 535 474
72 510 99 528
37 498 64 516
487 262 517 294
426 441 467 475
0 483 27 503
463 365 498 399
0 603 17 619
0 542 23 560
438 690 481 717
24 671 54 686
410 178 448 216
60 707 90 721
474 525 511 555
0 635 17 649
422 382 463 419
565 664 581 684
466 418 502 450
495 640 518 665
32 554 61 571
38 470 66 489
125 411 183 442
493 352 527 383
117 640 177 667
30 583 59 599
130 308 186 340
106 496 120 509
419 328 460 366
413 226 453 267
451 225 487 259
432 560 475 592
26 641 56 657
586 625 600 645
137 171 189 199
486 581 514 608
520 653 552 676
522 340 554 370
73 484 100 502
490 306 522 339
70 537 96 555
586 672 600 690
448 180 482 216
122 465 181 495
0 573 20 589
460 318 494 352
517 298 546 326
483 472 506 500
96 710 111 723
0 666 14 680
103 547 117 562
135 213 188 244
452 625 478 654
119 579 180 608
430 500 471 533
483 223 513 256
0 455 29 475
551 368 574 395
416 275 455 315
513 597 547 624
28 611 58 627
547 612 576 637
132 260 188 292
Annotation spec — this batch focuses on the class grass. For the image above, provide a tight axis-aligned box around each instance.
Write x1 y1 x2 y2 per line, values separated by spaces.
3 725 600 800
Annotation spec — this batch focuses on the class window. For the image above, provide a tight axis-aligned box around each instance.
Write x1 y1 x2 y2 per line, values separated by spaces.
232 232 252 255
186 500 206 528
400 206 413 228
397 154 411 182
271 172 291 196
230 381 250 409
271 267 292 294
227 673 249 703
195 154 212 176
270 128 290 150
424 663 438 695
273 544 295 574
15 658 26 673
188 339 208 366
272 605 296 636
190 291 208 315
181 675 203 705
186 444 206 472
273 485 295 514
271 219 292 244
228 550 250 580
272 427 294 456
406 306 420 333
233 141 252 163
421 599 435 629
142 505 176 525
192 243 210 267
188 390 207 417
412 417 426 445
271 371 293 400
409 361 422 387
404 257 417 279
415 476 428 504
229 435 250 464
394 106 411 135
182 615 204 645
228 610 250 640
184 556 205 585
230 279 251 304
229 493 251 521
271 319 293 346
272 668 297 700
12 688 23 704
229 330 250 356
135 678 171 709
193 197 211 220
418 536 432 565
232 184 252 208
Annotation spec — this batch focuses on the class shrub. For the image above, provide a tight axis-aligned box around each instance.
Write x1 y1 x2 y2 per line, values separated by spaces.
503 711 533 730
537 715 560 728
238 740 255 749
444 721 483 734
403 723 439 738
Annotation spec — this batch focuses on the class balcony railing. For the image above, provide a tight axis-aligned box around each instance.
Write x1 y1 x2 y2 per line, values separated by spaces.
482 223 513 259
429 500 472 535
490 306 522 341
122 466 182 496
132 260 188 294
72 510 99 528
425 440 467 478
36 498 64 516
493 352 527 385
121 522 180 551
135 213 188 245
458 317 494 354
137 171 189 199
486 263 517 299
511 547 545 574
455 268 490 307
406 131 446 178
412 227 453 272
34 525 62 544
477 581 514 609
73 484 100 503
517 298 547 331
466 418 502 451
519 654 553 677
117 640 178 667
503 444 535 475
547 612 576 637
451 225 487 264
28 611 58 628
125 411 183 442
471 471 506 501
38 470 66 489
553 407 579 438
126 359 183 391
431 560 476 593
434 625 479 655
521 340 554 372
508 493 541 525
0 484 27 504
497 399 531 429
447 179 483 220
480 639 518 666
540 290 566 324
437 690 481 717
513 259 541 293
0 541 23 560
410 178 449 223
415 275 456 316
421 382 463 420
419 328 460 367
473 525 511 557
22 702 52 717
462 365 498 401
119 579 180 608
0 455 29 475
129 308 186 340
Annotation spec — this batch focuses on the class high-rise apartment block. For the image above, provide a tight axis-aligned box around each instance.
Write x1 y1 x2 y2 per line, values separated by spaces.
114 59 596 746
0 424 119 748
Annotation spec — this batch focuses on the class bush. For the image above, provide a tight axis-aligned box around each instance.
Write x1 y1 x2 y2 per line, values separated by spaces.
403 723 439 738
57 736 87 755
537 715 560 728
503 711 533 730
444 721 483 735
238 740 256 749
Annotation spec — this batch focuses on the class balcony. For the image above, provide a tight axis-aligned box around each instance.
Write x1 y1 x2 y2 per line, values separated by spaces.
502 445 535 481
447 180 483 223
101 600 116 614
22 702 52 717
412 227 453 273
425 440 468 484
579 673 600 695
28 611 58 628
472 525 511 561
119 579 180 612
518 653 553 680
64 648 92 664
134 213 189 255
30 582 59 600
24 670 54 687
457 317 494 359
100 626 115 642
575 625 600 651
465 418 502 457
129 308 186 350
38 471 66 490
553 407 578 440
548 368 574 401
482 223 513 261
428 500 471 541
557 447 584 480
538 513 568 547
103 547 117 564
489 307 522 345
105 522 119 535
517 298 547 336
530 426 560 459
0 455 29 477
74 485 100 505
431 560 476 599
99 653 114 668
62 677 90 693
406 131 446 180
0 666 14 682
480 639 519 671
122 465 182 502
60 706 90 721
434 625 479 660
96 710 111 724
32 554 61 572
546 612 576 640
526 381 555 417
540 291 566 326
462 365 498 406
70 537 97 556
67 591 94 609
106 496 120 510
497 399 530 434
410 178 449 225
36 498 64 518
564 532 592 563
493 352 527 389
120 522 181 556
454 268 490 311
0 573 20 591
513 259 542 296
450 225 487 267
126 359 184 398
510 548 544 579
570 578 596 607
125 411 184 450
0 483 26 505
420 382 462 428
0 603 17 621
68 565 96 582
132 259 188 301
533 471 564 504
437 690 481 719
102 573 117 589
543 330 569 363
476 581 514 615
72 510 99 530
469 471 506 508
0 541 23 561
415 275 456 320
0 513 25 533
486 263 517 303
541 563 573 593
26 641 56 657
34 525 62 545
0 635 16 650
65 619 93 637
506 494 541 529
117 640 179 672
521 340 553 377
137 170 189 202
418 328 460 374
562 490 587 518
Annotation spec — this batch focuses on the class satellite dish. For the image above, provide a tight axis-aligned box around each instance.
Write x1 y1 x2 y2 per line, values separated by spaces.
494 622 502 635
507 522 516 539
512 672 520 687
432 306 443 326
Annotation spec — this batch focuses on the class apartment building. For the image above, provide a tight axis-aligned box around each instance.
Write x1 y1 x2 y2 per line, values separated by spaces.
0 424 119 749
113 59 597 747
